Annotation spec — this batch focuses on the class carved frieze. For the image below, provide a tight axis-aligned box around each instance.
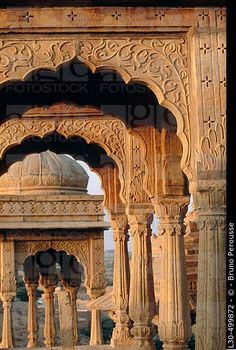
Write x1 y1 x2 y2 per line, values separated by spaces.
0 198 103 217
0 8 206 33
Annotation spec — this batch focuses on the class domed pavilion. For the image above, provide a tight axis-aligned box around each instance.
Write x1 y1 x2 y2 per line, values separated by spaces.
0 150 108 348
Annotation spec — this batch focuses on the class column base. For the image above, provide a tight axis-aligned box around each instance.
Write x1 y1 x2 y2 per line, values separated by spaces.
27 342 37 348
163 344 189 350
111 337 133 347
0 342 14 349
129 340 155 350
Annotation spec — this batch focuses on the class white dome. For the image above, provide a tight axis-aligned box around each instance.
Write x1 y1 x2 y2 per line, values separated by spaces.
0 150 89 195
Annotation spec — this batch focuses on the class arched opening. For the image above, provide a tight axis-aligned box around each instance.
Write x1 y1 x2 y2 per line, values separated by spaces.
13 249 87 347
0 59 193 350
0 59 177 132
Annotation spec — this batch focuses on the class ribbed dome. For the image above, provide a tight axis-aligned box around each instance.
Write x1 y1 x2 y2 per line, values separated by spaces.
0 151 89 195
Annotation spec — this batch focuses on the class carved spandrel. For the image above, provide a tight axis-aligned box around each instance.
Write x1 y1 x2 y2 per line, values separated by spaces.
77 38 189 116
0 40 76 80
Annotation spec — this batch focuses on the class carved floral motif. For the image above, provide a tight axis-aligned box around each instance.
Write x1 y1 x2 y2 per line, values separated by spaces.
78 38 189 108
0 40 75 80
197 122 226 172
77 38 190 169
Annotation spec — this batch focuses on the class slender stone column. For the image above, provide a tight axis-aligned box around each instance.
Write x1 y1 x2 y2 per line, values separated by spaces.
0 292 15 348
191 184 226 350
89 308 103 345
65 286 80 345
128 210 156 350
0 241 16 349
155 196 192 350
25 282 38 348
87 235 106 346
110 214 132 346
39 275 56 347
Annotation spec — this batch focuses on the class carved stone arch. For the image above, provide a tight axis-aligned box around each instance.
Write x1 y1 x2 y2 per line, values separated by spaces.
15 240 90 291
94 163 126 217
76 38 191 178
0 105 128 203
0 38 191 177
0 103 162 204
72 158 113 213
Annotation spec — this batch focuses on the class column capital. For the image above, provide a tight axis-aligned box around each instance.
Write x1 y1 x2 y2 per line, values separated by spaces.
192 189 226 216
154 196 189 217
189 178 226 193
0 292 16 303
128 212 152 238
110 214 128 241
154 197 189 236
25 282 38 299
39 274 58 290
0 271 17 295
63 285 79 299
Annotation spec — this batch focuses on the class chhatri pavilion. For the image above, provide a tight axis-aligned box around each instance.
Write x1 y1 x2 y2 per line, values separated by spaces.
0 1 226 350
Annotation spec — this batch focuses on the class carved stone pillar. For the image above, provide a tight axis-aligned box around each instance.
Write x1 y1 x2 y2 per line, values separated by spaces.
25 282 38 348
0 292 16 349
128 210 156 350
90 308 103 346
87 235 106 346
110 214 131 346
0 241 17 349
191 183 226 350
39 275 57 347
64 285 80 345
155 196 192 350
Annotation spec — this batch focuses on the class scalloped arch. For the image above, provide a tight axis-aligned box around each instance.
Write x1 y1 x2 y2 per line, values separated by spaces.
0 112 128 203
0 38 191 175
15 240 90 291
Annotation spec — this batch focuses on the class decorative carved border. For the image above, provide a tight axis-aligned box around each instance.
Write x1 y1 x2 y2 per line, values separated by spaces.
0 198 103 217
0 7 204 32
